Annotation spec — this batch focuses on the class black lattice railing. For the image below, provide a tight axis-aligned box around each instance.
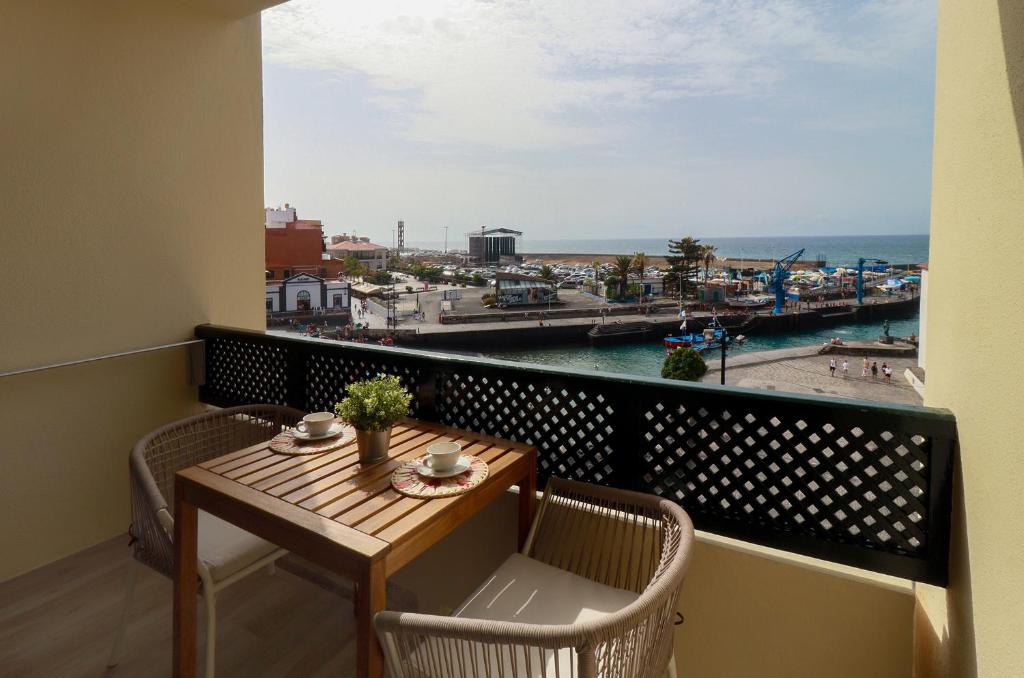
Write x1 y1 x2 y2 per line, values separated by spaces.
195 325 956 585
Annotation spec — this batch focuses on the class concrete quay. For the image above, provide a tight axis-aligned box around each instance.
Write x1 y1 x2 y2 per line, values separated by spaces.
703 346 922 406
351 292 920 351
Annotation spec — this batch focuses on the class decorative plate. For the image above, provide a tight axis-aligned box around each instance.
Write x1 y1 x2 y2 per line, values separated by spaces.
268 424 356 456
391 455 489 498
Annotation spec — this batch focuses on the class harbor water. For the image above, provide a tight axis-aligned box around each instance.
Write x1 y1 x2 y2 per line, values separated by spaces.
483 313 921 379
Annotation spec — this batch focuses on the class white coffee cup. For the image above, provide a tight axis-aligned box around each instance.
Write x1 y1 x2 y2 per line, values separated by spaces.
297 412 335 436
427 441 462 472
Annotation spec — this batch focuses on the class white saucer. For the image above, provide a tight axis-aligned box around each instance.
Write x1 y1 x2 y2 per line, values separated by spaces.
291 422 346 441
416 455 471 479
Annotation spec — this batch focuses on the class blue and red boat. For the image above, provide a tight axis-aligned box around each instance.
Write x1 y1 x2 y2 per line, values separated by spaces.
663 324 729 355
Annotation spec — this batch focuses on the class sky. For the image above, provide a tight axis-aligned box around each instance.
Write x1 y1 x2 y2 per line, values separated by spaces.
261 0 937 246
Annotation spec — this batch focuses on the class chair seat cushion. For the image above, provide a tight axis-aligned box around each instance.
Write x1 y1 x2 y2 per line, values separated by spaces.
404 554 640 677
198 511 283 582
455 553 639 625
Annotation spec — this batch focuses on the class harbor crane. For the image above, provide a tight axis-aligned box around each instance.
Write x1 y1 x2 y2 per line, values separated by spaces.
856 257 889 304
770 248 805 314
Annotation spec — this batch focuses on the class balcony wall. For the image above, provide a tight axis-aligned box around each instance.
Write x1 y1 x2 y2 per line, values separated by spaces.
0 350 202 581
1 0 266 376
919 1 1024 676
0 1 269 579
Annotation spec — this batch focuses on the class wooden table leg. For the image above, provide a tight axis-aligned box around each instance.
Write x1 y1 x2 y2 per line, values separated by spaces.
173 481 199 678
355 559 386 678
517 452 538 550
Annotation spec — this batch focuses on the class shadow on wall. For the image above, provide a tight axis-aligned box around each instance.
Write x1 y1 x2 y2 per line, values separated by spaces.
915 456 977 678
1003 0 1024 166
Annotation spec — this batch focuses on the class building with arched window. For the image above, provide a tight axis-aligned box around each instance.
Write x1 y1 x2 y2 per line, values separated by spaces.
265 273 351 313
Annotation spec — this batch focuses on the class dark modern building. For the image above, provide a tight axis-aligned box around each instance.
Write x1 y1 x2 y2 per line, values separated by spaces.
467 227 523 264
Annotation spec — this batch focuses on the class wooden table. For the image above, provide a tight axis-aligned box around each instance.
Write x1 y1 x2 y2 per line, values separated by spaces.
172 418 537 678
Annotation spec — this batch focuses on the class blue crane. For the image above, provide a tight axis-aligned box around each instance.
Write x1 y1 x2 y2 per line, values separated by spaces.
856 257 889 304
770 248 805 314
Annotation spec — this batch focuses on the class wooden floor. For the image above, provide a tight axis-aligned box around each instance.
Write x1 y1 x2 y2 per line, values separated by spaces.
0 537 363 677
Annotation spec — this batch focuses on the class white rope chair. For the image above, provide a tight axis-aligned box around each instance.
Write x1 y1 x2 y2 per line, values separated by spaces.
108 404 304 677
374 477 695 678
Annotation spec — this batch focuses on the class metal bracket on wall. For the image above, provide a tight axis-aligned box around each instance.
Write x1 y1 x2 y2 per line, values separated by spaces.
188 340 205 387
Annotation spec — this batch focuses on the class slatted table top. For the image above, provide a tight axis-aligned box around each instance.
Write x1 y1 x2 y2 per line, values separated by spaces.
177 417 537 575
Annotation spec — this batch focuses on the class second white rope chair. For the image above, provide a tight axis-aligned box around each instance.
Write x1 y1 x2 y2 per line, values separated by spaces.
375 476 695 678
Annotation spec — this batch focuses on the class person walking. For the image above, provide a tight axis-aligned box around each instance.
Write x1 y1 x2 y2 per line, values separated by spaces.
829 357 837 377
842 359 849 377
883 363 892 384
862 357 870 377
871 361 878 380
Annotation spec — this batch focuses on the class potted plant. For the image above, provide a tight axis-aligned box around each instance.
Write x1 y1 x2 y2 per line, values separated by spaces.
335 374 413 463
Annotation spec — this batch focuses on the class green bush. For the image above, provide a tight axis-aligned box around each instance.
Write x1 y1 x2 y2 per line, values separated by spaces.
335 375 412 431
365 270 393 285
661 348 707 382
604 275 621 298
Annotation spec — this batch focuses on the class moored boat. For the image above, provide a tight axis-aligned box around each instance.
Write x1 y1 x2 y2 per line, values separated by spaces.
663 325 729 355
726 295 773 309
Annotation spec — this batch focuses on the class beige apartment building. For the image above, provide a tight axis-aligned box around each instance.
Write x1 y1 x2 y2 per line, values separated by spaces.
0 1 1021 677
327 234 391 271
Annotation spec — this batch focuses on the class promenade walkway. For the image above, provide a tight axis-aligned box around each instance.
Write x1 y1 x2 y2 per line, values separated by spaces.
704 348 922 406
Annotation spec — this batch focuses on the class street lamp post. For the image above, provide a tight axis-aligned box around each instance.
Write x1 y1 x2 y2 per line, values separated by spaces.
720 329 728 386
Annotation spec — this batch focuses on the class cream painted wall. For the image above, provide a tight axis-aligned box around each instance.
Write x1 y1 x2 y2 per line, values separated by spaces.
0 0 266 373
676 540 913 678
0 350 203 581
917 1 1024 676
0 0 270 579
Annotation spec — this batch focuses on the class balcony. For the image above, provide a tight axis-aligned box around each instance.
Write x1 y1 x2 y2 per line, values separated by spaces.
6 0 1018 675
0 326 955 676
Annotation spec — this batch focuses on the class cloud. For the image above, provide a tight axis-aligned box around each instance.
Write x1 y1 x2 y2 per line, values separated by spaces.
262 0 935 150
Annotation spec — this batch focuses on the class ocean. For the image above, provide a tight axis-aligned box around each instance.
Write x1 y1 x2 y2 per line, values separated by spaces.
409 234 929 267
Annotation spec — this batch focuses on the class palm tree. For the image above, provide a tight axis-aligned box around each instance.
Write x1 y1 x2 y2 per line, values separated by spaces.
591 260 602 293
612 255 633 300
701 244 717 283
538 264 554 281
633 251 648 306
343 255 364 280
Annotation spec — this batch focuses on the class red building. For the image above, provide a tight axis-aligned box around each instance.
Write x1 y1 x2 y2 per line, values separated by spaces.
264 204 346 280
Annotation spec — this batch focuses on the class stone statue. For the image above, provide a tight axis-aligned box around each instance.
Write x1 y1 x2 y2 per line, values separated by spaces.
883 319 890 337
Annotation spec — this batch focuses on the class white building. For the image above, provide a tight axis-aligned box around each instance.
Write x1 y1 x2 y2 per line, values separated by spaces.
265 273 351 313
264 204 297 228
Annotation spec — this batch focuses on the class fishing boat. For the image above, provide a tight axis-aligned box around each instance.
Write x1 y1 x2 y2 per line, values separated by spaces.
663 323 729 355
726 294 773 309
